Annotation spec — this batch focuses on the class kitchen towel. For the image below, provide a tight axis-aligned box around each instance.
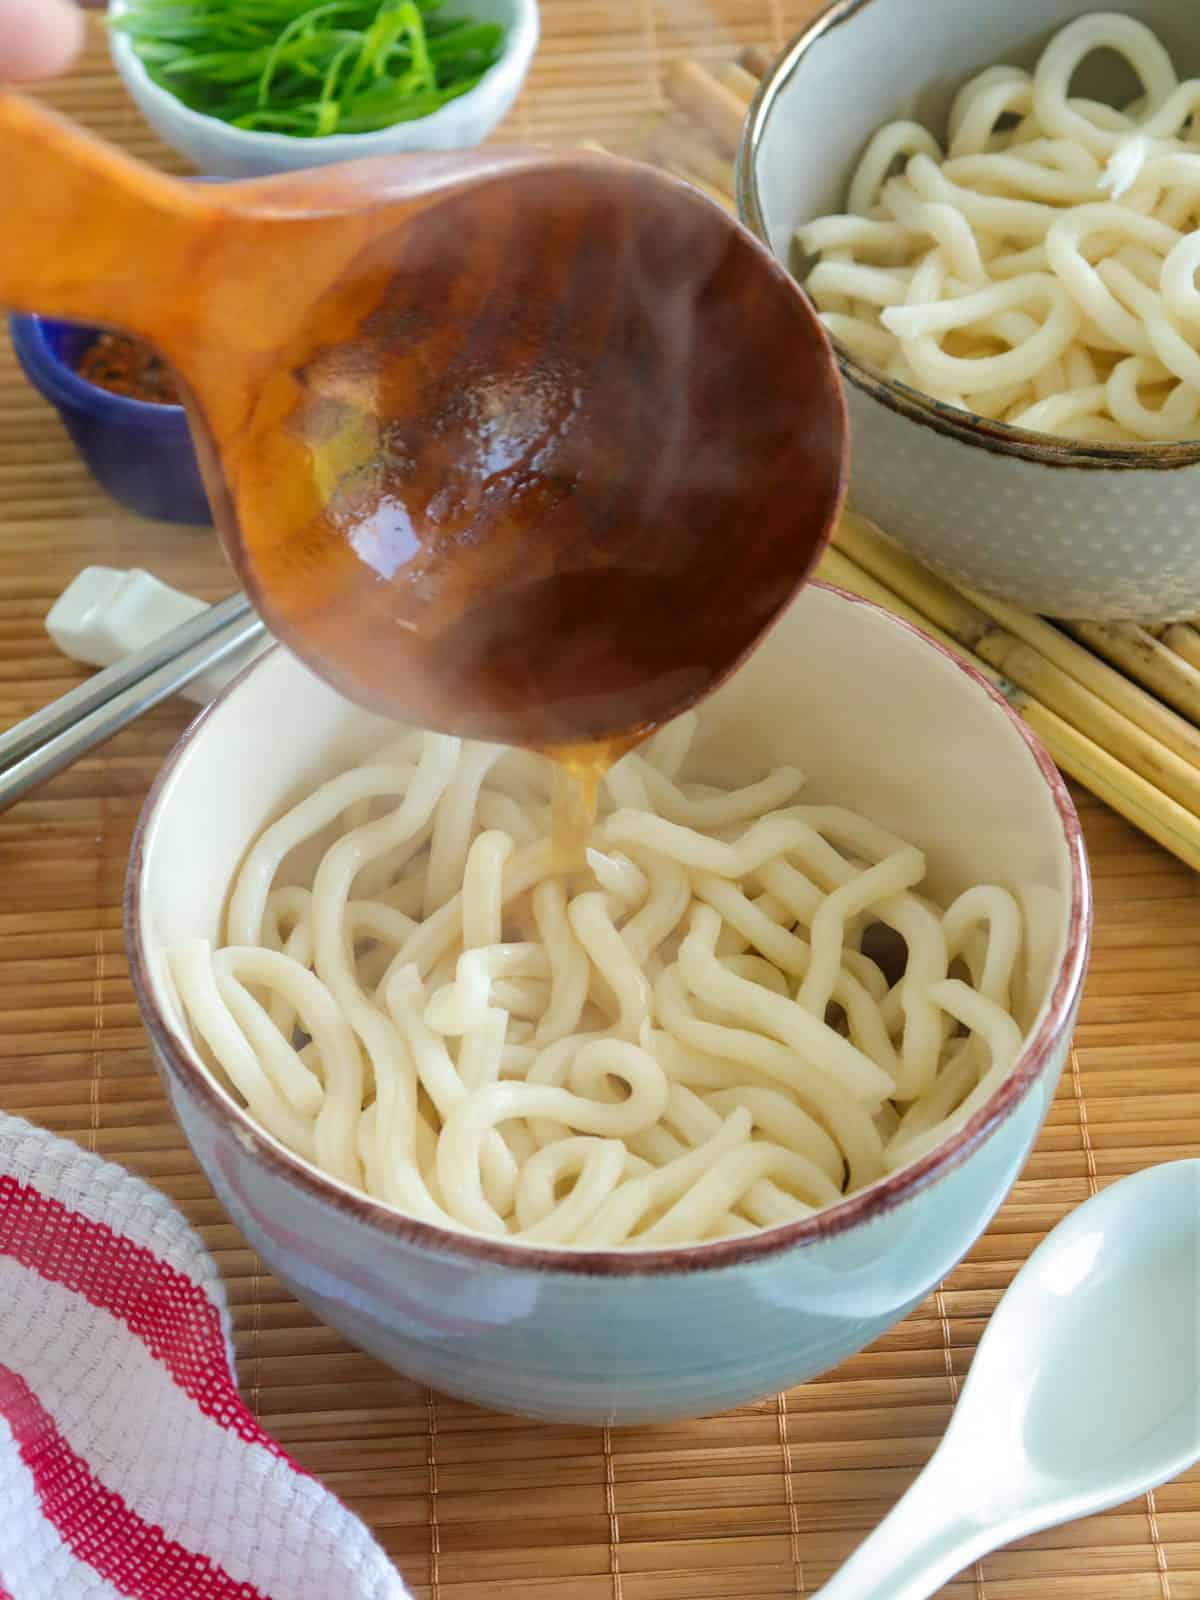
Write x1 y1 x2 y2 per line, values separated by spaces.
0 1110 410 1599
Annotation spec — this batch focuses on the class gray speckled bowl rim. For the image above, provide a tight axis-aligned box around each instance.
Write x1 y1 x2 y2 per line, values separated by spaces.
125 588 1091 1279
735 0 1200 472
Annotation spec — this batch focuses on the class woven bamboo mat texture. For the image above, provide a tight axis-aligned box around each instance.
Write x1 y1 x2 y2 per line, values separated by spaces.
1 13 1198 1599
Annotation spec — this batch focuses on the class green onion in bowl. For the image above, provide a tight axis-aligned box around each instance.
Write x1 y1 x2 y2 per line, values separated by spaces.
111 0 506 137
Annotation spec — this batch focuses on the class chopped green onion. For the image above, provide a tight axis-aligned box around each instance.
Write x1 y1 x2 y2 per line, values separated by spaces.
111 0 506 138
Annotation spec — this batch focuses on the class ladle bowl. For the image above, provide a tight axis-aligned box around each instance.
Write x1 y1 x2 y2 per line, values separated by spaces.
0 93 848 747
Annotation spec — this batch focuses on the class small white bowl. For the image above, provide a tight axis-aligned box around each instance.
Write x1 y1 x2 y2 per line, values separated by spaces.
738 0 1200 621
127 585 1090 1424
108 0 539 178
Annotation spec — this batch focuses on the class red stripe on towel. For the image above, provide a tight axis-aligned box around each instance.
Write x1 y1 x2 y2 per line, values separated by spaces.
0 1176 286 1459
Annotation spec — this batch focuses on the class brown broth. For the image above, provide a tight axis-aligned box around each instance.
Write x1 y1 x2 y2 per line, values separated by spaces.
544 732 645 868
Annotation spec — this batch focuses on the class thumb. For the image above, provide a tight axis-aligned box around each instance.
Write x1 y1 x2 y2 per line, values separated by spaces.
0 0 85 82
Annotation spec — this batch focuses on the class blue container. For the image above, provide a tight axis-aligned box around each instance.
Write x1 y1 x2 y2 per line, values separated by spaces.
7 314 212 526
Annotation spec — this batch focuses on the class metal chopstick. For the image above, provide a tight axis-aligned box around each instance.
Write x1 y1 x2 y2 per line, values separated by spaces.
0 591 255 774
0 600 267 814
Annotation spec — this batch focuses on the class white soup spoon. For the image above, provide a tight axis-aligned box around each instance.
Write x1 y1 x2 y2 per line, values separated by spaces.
815 1158 1200 1599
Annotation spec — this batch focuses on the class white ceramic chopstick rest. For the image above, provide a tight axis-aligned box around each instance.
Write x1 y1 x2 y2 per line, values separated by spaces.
46 567 269 703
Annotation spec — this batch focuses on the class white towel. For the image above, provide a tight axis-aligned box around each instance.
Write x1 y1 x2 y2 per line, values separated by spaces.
0 1111 410 1600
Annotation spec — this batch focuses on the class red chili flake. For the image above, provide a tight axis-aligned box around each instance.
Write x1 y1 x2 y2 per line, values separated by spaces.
76 333 180 406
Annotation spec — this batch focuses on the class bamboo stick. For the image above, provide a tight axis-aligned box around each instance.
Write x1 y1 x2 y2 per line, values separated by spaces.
1152 621 1200 674
818 548 1005 670
1025 717 1200 875
739 43 774 77
835 516 1200 822
643 113 735 193
664 162 737 214
662 60 748 156
714 62 759 105
819 548 1200 874
1064 622 1200 727
584 130 735 214
959 585 1200 774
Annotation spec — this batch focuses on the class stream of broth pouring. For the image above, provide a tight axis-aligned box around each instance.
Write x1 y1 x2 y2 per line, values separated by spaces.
544 734 644 869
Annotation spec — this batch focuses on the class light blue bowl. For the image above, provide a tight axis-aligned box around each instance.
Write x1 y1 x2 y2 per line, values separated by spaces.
127 585 1090 1423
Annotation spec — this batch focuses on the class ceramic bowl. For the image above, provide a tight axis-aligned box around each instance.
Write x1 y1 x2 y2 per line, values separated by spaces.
738 0 1200 621
126 584 1090 1424
108 0 539 179
7 314 210 525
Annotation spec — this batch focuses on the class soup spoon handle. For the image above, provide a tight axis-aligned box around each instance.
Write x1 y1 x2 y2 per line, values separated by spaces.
810 1448 1022 1600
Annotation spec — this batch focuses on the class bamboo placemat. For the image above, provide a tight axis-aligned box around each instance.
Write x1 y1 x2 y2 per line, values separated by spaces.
1 14 1198 1599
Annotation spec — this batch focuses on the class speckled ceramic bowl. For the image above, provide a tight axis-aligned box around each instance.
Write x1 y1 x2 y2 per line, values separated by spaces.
126 585 1090 1424
739 0 1200 621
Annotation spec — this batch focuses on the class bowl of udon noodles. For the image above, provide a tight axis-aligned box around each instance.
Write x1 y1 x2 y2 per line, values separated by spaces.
126 583 1089 1424
739 0 1200 621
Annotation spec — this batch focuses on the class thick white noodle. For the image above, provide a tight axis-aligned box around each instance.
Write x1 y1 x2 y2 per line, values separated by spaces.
948 65 1033 158
799 13 1200 442
172 727 1028 1247
848 121 942 214
1032 14 1177 158
424 743 504 919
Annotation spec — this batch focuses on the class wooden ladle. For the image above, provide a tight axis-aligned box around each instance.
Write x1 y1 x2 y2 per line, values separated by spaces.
0 92 847 749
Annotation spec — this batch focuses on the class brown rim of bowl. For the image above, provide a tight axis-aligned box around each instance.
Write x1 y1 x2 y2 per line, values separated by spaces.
735 0 1200 473
125 589 1091 1279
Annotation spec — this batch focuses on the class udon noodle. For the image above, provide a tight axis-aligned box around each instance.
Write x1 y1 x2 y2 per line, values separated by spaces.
170 719 1028 1247
800 13 1200 442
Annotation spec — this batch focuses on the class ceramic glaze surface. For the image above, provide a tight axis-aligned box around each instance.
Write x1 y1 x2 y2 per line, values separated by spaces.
8 313 210 525
845 387 1200 620
810 1160 1200 1600
741 0 1200 622
128 586 1089 1423
164 1060 1058 1423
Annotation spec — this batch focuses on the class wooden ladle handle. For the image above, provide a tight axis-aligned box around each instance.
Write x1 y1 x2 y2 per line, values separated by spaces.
0 91 206 336
0 93 542 368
